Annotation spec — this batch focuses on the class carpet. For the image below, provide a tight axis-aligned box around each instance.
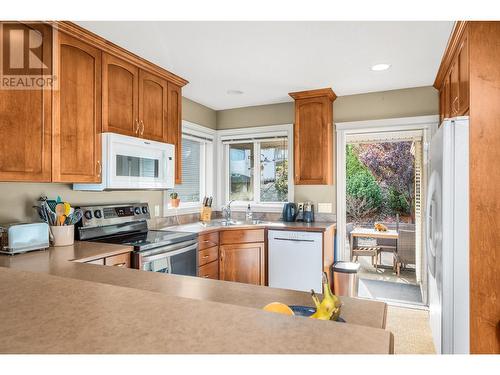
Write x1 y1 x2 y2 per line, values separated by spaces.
358 278 423 304
385 306 436 354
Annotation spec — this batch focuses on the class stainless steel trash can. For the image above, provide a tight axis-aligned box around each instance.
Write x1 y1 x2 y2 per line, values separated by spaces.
332 261 360 297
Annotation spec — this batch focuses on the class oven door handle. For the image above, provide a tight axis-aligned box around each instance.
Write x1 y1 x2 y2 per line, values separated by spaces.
140 243 198 263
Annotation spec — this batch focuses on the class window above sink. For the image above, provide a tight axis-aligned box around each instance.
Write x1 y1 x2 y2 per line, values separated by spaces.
217 124 294 213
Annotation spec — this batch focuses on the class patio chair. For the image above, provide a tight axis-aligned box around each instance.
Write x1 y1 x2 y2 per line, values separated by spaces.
395 229 416 276
377 236 398 267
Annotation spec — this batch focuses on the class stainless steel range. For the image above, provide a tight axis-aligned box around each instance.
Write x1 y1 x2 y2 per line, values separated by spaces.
76 203 197 276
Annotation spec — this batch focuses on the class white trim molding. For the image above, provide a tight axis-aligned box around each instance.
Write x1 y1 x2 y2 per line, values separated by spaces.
163 120 217 216
335 115 439 262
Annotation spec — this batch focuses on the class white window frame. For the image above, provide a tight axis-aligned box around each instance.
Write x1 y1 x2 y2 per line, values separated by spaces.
163 121 216 216
216 124 294 212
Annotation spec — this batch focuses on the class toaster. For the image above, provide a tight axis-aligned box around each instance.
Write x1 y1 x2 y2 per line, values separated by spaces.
0 222 50 255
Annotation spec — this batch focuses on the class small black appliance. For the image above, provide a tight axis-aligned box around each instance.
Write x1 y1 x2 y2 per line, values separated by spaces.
282 202 298 222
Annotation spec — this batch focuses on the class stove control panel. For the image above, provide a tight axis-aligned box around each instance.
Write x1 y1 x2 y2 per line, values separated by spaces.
78 203 151 228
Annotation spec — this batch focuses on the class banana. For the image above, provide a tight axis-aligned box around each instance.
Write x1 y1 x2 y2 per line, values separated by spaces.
310 289 321 309
309 272 342 321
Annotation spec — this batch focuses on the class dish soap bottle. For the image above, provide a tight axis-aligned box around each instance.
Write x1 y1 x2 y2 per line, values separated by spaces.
246 204 253 221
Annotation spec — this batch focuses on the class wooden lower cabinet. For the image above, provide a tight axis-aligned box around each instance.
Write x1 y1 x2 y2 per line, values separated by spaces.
219 242 265 286
85 252 131 268
104 252 131 268
199 245 218 266
199 260 219 280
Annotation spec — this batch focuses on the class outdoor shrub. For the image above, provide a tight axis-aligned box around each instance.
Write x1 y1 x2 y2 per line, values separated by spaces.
347 171 383 210
388 187 410 215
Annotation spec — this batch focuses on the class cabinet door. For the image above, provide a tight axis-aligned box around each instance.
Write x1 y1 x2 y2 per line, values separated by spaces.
53 32 102 183
102 53 139 137
199 260 219 280
167 82 182 184
442 74 451 121
449 59 460 117
219 243 265 285
0 22 52 182
138 69 168 142
294 96 333 185
458 34 469 115
439 86 445 124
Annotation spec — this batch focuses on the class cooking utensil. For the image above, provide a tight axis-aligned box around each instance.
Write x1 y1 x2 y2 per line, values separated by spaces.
63 202 71 216
65 209 83 225
55 203 66 226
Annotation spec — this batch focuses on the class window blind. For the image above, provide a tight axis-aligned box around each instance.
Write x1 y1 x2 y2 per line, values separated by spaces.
174 138 201 203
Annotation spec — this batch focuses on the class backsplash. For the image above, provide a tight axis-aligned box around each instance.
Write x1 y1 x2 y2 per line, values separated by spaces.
0 183 163 224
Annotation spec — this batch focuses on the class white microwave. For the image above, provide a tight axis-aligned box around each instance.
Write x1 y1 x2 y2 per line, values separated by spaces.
73 133 175 191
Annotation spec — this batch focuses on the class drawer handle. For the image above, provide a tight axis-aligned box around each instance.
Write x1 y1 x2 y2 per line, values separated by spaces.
202 255 210 258
113 262 126 267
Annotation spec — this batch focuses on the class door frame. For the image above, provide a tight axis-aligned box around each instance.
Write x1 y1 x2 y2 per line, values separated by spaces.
335 115 439 266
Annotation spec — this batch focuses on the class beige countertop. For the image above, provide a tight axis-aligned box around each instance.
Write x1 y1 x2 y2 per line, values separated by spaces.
0 267 392 354
152 220 336 234
0 240 392 354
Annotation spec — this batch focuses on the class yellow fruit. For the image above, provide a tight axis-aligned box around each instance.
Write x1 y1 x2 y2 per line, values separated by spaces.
263 302 295 316
309 272 342 321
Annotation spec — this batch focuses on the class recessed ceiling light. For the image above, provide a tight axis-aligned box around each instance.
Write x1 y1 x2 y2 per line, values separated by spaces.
371 63 391 71
227 89 244 95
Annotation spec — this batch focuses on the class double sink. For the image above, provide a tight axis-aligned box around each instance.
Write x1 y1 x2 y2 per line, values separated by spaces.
200 219 271 227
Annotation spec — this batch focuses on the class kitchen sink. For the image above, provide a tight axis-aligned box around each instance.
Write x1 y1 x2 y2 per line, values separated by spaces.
200 219 270 227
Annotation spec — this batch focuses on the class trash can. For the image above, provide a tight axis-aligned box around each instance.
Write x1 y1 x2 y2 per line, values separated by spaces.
332 261 360 297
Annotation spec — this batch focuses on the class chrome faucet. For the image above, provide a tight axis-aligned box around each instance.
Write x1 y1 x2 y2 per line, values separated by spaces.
222 200 235 221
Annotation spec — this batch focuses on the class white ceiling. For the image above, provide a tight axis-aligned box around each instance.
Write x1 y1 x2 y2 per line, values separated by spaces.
76 21 454 110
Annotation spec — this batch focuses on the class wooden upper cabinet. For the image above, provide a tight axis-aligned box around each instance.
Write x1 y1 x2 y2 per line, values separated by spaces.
219 242 265 285
167 82 182 184
138 70 169 142
102 53 139 137
53 32 102 183
457 34 469 115
434 22 470 122
449 59 460 117
289 88 335 185
0 22 52 182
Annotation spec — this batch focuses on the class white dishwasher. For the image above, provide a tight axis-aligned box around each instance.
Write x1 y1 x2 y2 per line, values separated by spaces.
268 230 323 292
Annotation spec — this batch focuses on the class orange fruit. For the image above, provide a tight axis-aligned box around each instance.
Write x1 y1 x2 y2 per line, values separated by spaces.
262 302 295 316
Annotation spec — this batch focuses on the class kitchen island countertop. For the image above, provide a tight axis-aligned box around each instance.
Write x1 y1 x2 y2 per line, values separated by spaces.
0 240 392 354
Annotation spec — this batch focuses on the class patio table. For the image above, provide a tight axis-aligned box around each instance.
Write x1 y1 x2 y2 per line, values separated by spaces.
350 228 399 267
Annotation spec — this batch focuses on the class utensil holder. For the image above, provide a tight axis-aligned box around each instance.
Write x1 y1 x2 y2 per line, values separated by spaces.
200 207 212 222
50 225 75 247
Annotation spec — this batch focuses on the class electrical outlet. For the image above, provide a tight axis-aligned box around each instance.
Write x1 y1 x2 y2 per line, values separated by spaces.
154 204 160 217
317 203 332 213
297 202 304 211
